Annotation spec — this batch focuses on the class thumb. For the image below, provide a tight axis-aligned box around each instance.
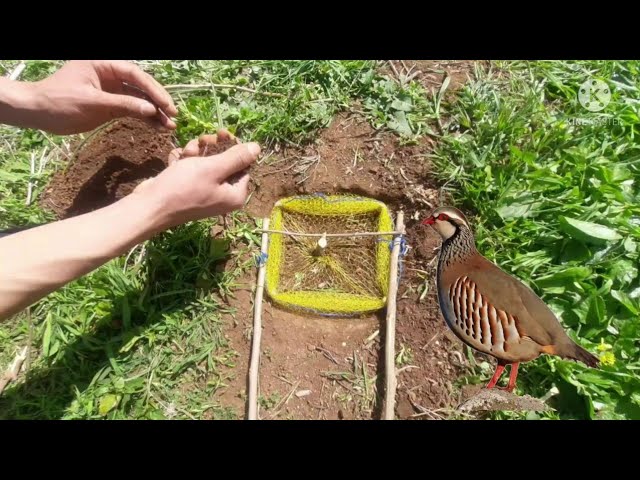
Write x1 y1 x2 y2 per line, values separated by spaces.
212 143 261 180
97 92 158 120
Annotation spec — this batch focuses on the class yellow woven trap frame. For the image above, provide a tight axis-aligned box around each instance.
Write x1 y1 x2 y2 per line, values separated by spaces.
265 194 394 316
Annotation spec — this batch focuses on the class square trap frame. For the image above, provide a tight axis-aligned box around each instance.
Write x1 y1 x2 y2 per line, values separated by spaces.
265 194 395 316
248 194 406 420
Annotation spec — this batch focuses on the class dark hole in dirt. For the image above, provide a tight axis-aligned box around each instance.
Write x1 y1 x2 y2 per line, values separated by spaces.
66 156 166 217
41 118 175 219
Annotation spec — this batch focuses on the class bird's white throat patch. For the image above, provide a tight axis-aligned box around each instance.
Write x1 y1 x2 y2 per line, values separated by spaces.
434 219 457 240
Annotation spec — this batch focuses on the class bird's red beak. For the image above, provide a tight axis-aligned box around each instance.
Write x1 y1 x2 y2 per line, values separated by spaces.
422 216 435 226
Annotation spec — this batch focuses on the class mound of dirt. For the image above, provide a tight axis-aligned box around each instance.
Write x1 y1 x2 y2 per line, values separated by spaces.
218 113 476 420
41 118 175 218
458 386 550 414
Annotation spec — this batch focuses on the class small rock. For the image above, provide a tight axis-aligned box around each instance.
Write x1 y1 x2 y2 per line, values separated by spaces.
295 390 312 398
210 224 225 237
458 388 551 413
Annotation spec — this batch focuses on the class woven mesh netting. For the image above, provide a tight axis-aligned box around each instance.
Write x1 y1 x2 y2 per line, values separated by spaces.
265 194 394 316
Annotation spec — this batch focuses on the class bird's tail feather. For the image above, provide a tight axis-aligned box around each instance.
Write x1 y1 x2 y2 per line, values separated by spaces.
568 344 600 368
543 342 600 368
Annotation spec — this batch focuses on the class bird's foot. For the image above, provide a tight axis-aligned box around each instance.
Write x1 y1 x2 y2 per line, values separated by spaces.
495 386 516 393
485 385 516 393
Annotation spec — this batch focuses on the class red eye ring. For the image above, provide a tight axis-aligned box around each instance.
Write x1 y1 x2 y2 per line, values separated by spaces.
438 213 449 221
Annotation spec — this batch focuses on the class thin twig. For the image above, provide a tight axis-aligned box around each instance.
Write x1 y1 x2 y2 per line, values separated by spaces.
268 381 301 419
37 147 49 175
384 211 405 420
26 152 36 205
365 330 379 345
396 365 419 375
25 308 33 372
314 346 340 365
388 61 403 84
123 243 144 272
7 62 26 81
248 218 270 420
40 131 67 158
0 346 28 394
259 229 402 238
165 83 285 98
275 375 296 387
421 333 441 351
261 162 297 177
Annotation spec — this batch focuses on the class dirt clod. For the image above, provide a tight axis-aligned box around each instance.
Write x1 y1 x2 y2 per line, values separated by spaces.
458 387 551 413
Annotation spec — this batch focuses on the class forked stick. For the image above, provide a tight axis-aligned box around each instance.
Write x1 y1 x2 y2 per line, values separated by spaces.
384 211 405 420
0 346 28 395
248 218 270 420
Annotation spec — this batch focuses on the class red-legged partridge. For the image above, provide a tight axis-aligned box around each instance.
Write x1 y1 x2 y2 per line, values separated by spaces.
423 206 599 392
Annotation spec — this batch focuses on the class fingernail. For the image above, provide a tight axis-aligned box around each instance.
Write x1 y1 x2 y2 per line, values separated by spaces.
140 102 157 116
247 143 261 156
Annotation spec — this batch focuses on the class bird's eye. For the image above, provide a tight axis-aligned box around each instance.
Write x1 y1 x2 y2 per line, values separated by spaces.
438 214 449 221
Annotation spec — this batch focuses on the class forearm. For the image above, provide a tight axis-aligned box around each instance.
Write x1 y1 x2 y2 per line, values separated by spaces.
0 192 167 320
0 77 40 129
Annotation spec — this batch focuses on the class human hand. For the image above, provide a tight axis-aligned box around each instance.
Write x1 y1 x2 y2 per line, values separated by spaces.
134 130 260 229
20 60 177 134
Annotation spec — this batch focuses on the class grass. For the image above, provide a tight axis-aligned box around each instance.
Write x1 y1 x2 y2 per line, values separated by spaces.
1 59 638 419
433 61 640 419
0 60 410 419
322 351 378 418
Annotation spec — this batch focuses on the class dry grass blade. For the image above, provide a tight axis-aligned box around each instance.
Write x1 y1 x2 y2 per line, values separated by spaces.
314 345 340 365
268 381 301 419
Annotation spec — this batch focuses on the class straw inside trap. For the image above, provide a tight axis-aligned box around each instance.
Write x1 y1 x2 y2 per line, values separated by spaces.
265 194 394 315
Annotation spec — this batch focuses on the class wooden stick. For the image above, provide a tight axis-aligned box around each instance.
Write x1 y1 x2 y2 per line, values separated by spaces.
165 83 285 98
248 218 270 420
384 211 404 420
26 152 36 206
259 229 402 238
312 233 328 256
0 346 28 395
7 62 26 81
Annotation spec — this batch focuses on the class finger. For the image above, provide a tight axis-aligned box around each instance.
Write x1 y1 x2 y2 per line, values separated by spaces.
183 139 200 157
220 174 251 211
199 133 218 147
211 143 261 180
119 83 177 129
216 129 237 143
140 115 173 132
198 134 218 155
235 171 251 190
168 148 183 165
230 174 251 208
97 91 158 120
103 61 177 117
157 110 177 129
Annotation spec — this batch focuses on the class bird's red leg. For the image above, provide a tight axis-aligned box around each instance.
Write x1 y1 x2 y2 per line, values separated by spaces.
505 362 519 393
485 360 507 389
